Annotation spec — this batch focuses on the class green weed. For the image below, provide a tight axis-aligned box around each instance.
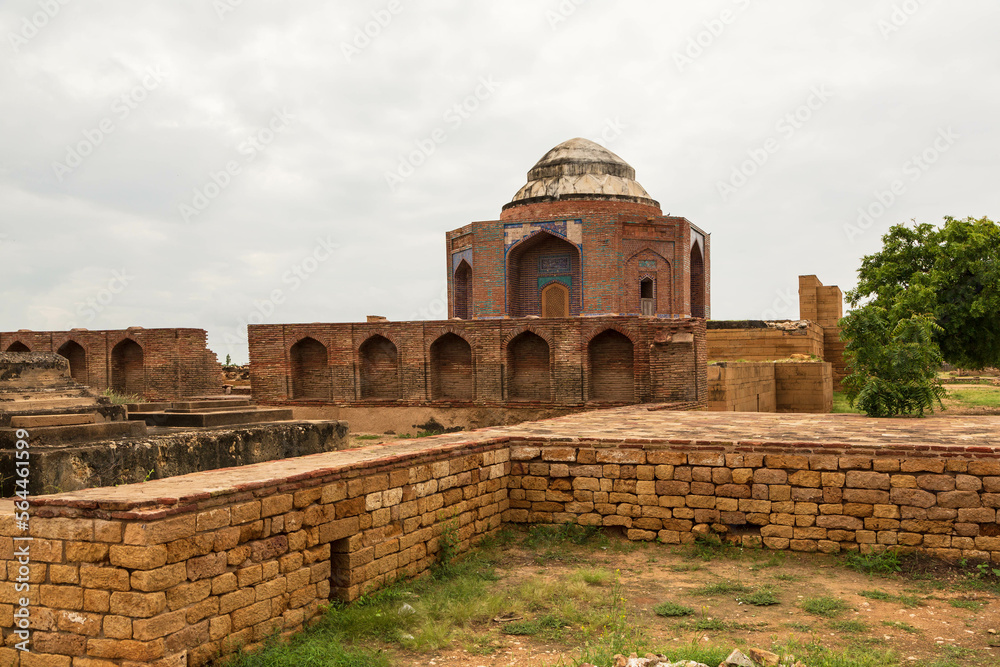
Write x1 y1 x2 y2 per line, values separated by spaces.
652 600 694 617
801 595 850 618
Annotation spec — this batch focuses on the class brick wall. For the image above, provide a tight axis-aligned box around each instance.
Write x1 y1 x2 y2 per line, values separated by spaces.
0 329 223 400
7 423 1000 665
249 317 708 408
445 199 710 320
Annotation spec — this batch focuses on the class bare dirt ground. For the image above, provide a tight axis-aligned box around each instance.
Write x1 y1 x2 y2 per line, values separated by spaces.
389 531 1000 667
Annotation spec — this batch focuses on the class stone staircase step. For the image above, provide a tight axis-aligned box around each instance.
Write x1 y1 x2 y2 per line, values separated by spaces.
169 399 252 410
0 397 100 411
129 408 294 428
0 421 147 448
10 413 97 428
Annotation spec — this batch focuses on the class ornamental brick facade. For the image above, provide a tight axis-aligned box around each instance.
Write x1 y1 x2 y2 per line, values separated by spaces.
0 328 223 400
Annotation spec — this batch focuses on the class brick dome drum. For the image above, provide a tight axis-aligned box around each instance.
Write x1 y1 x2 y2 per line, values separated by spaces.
506 137 659 210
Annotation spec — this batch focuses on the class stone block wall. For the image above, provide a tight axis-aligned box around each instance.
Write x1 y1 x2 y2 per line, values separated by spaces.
5 438 510 665
249 317 707 408
706 321 825 362
706 363 777 412
507 441 1000 559
0 329 223 400
774 362 833 413
7 412 997 666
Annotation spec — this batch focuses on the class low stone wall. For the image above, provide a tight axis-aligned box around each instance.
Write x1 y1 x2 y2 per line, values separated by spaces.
5 437 509 665
775 362 832 413
0 421 349 497
507 440 1000 559
5 408 1000 665
706 363 776 412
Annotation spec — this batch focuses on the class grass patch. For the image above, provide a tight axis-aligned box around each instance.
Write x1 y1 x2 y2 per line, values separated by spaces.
773 573 803 582
686 534 741 561
739 588 780 606
830 619 868 633
772 639 898 667
573 568 612 587
832 391 862 414
947 598 986 610
801 595 850 618
946 386 1000 408
843 549 903 575
858 589 925 608
881 620 920 634
690 579 752 596
353 434 380 440
652 600 694 617
100 388 143 405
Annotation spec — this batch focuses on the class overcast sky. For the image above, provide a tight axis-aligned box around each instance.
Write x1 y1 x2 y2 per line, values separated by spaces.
2 1 997 363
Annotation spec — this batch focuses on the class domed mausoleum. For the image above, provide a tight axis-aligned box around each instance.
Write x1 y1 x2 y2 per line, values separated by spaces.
447 138 710 319
249 138 709 410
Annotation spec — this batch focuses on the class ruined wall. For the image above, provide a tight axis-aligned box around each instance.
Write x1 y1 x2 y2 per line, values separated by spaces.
6 439 510 665
799 275 847 388
5 425 1000 665
775 362 833 414
706 363 776 412
0 329 223 400
249 317 707 408
706 321 824 361
507 442 1000 559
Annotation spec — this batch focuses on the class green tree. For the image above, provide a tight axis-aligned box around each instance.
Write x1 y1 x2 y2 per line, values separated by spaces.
847 216 1000 370
840 306 946 417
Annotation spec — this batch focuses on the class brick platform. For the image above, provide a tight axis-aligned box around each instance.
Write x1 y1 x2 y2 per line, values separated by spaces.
6 408 999 665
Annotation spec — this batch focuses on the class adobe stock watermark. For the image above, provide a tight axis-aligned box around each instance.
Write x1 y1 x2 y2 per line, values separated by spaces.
341 0 404 62
409 287 449 321
12 428 32 653
843 127 959 243
546 0 588 31
221 235 339 351
8 0 71 53
674 0 752 72
760 287 798 320
212 0 243 20
384 76 501 192
589 117 627 148
75 269 133 325
877 0 925 39
51 66 166 183
178 108 294 223
716 85 833 202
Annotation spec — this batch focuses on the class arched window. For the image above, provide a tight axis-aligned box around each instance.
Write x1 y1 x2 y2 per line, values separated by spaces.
691 243 706 318
541 282 569 318
640 278 655 316
454 261 472 320
5 342 30 352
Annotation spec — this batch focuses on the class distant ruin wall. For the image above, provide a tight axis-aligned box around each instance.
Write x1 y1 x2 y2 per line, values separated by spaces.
706 363 776 412
249 317 707 408
706 321 824 362
706 361 832 414
0 329 223 400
